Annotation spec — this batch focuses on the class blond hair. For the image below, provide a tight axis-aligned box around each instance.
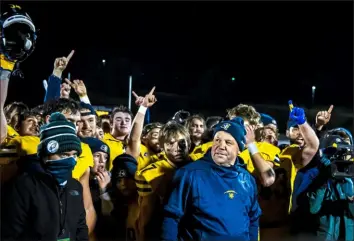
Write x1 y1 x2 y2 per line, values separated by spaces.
226 104 261 126
159 121 191 148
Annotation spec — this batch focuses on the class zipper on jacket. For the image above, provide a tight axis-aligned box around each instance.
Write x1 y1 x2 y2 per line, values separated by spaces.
56 186 65 236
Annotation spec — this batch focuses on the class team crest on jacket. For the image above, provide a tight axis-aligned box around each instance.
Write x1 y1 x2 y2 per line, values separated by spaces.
221 123 231 131
224 190 236 199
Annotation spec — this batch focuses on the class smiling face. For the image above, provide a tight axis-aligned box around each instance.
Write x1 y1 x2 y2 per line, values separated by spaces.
19 115 39 136
287 126 305 147
211 131 239 166
78 113 97 138
112 112 132 137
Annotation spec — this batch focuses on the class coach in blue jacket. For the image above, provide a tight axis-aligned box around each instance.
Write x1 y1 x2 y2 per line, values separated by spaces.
161 117 261 241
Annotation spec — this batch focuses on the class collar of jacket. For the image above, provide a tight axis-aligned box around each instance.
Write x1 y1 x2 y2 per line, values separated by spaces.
202 150 246 178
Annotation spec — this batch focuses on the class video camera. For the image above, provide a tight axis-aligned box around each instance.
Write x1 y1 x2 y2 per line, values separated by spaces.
320 133 354 179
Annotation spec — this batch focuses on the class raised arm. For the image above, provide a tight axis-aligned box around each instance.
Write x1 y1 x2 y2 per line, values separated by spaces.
289 101 320 166
65 78 91 104
126 87 157 159
0 55 15 143
44 50 75 103
245 125 275 187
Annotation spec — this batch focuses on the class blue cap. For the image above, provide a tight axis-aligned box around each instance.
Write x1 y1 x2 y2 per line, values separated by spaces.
112 154 137 179
213 117 247 151
81 137 110 160
287 120 298 130
260 113 277 126
80 102 96 116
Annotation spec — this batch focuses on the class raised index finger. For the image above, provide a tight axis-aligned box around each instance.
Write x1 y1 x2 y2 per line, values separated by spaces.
328 105 334 114
64 78 73 86
66 50 75 62
149 86 156 95
132 91 139 99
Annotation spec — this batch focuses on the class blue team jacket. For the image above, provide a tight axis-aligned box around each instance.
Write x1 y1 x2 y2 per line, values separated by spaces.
161 152 261 241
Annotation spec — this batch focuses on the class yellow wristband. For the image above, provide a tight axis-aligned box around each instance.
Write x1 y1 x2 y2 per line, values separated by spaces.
0 54 16 71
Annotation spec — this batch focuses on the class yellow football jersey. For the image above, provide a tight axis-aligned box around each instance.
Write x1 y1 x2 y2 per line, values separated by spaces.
137 144 162 171
136 158 176 198
0 146 19 183
6 135 40 156
103 133 125 171
72 142 94 180
278 144 303 213
126 199 140 241
238 142 286 228
3 125 20 144
189 141 213 161
238 142 281 174
135 157 177 241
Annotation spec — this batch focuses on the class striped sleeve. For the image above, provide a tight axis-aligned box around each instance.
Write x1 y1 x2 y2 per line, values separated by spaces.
135 172 153 197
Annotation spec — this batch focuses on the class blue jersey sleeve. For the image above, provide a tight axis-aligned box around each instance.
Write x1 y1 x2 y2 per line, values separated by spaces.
144 108 150 125
44 74 61 103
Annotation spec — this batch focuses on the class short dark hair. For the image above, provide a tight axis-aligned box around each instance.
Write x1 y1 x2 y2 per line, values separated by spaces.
43 98 80 117
110 105 133 122
205 116 224 130
142 122 164 137
31 104 44 115
16 110 38 131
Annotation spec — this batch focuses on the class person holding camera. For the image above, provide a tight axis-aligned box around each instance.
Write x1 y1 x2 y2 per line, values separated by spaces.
306 136 354 241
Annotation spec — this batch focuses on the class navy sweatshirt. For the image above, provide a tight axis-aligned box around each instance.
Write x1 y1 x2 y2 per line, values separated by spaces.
161 152 261 241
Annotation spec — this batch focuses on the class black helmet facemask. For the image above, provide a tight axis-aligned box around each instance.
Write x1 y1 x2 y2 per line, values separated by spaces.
0 4 37 63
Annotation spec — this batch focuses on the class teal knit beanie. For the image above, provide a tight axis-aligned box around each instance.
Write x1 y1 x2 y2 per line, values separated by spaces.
37 112 82 158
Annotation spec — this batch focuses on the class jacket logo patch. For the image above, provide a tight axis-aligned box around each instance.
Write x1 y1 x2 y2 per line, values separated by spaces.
224 190 237 199
69 190 79 196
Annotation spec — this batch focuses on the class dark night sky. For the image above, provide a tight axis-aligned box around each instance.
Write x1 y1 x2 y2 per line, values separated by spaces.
4 1 353 112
